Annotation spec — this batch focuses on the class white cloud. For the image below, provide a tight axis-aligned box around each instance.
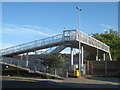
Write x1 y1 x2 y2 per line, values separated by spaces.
100 24 112 29
22 25 40 29
0 42 14 49
18 27 53 36
1 24 59 50
2 24 56 37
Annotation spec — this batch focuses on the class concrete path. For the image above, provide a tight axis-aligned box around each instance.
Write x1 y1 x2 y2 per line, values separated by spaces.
1 76 120 89
61 76 120 88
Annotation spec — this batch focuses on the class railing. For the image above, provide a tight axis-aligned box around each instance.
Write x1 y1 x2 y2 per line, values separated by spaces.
0 30 110 56
49 45 66 54
1 57 45 72
63 30 109 52
25 45 66 60
0 34 63 55
0 57 73 77
77 31 109 52
76 30 109 52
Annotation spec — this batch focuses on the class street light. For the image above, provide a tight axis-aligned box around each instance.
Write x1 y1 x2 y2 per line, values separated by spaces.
76 7 82 74
76 7 82 30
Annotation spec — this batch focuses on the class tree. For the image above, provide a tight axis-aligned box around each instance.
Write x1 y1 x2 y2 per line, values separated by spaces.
92 29 120 61
41 54 66 68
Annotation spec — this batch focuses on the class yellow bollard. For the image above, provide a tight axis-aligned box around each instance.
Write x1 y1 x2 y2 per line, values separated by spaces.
75 70 80 78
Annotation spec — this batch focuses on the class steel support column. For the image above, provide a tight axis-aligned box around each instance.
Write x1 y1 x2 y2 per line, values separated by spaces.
81 45 84 67
21 54 23 60
96 48 98 61
79 41 81 71
109 52 112 61
103 53 106 61
71 47 74 66
26 52 29 68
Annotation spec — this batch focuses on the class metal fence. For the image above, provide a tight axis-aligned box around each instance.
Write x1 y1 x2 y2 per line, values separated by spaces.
86 60 120 77
0 57 74 78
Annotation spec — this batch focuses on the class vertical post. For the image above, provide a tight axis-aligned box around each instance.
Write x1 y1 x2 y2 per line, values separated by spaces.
81 45 84 67
83 64 86 75
79 41 81 71
26 52 29 68
109 52 112 61
55 69 56 75
103 53 105 61
92 61 93 75
78 7 80 30
21 54 23 60
105 61 107 77
71 47 74 66
34 66 36 71
76 7 82 30
96 48 98 61
66 71 68 78
81 45 84 76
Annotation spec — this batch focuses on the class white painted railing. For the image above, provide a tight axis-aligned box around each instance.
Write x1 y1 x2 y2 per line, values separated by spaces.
63 30 109 52
0 34 63 55
0 30 110 56
0 57 72 77
76 30 109 52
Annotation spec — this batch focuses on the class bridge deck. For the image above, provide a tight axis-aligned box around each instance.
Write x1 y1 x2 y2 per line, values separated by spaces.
0 30 110 56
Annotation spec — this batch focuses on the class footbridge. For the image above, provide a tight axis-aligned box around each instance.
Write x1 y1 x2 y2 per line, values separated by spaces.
0 30 112 77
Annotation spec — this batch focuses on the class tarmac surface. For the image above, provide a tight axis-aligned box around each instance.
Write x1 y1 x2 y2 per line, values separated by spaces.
1 76 120 89
62 76 120 88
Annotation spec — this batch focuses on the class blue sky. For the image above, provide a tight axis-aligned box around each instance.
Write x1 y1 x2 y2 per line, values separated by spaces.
1 2 118 50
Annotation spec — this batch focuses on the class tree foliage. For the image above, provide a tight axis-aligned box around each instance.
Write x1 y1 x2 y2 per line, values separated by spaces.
92 29 120 61
41 54 66 68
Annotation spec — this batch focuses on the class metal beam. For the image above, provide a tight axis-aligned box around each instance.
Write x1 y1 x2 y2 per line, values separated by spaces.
79 41 81 71
103 53 105 61
109 52 112 61
71 47 74 66
26 52 29 68
96 48 98 61
81 45 84 67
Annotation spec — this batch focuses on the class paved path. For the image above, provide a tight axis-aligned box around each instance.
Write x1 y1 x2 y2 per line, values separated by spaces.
61 76 120 88
2 79 70 88
1 76 120 89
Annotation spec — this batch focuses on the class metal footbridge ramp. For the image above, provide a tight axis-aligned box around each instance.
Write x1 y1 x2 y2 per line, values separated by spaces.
0 30 112 78
0 30 111 60
0 56 66 78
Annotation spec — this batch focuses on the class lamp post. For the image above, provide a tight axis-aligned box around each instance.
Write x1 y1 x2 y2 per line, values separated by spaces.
76 7 82 30
76 7 82 75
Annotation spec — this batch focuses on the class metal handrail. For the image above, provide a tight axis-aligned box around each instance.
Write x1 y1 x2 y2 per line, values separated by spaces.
0 57 70 77
76 30 109 52
0 30 110 56
0 34 63 55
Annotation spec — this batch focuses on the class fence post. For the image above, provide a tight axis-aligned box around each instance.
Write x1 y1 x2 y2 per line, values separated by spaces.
55 69 56 75
61 70 63 77
44 67 46 73
34 66 36 71
66 71 68 78
92 61 93 75
105 61 107 77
